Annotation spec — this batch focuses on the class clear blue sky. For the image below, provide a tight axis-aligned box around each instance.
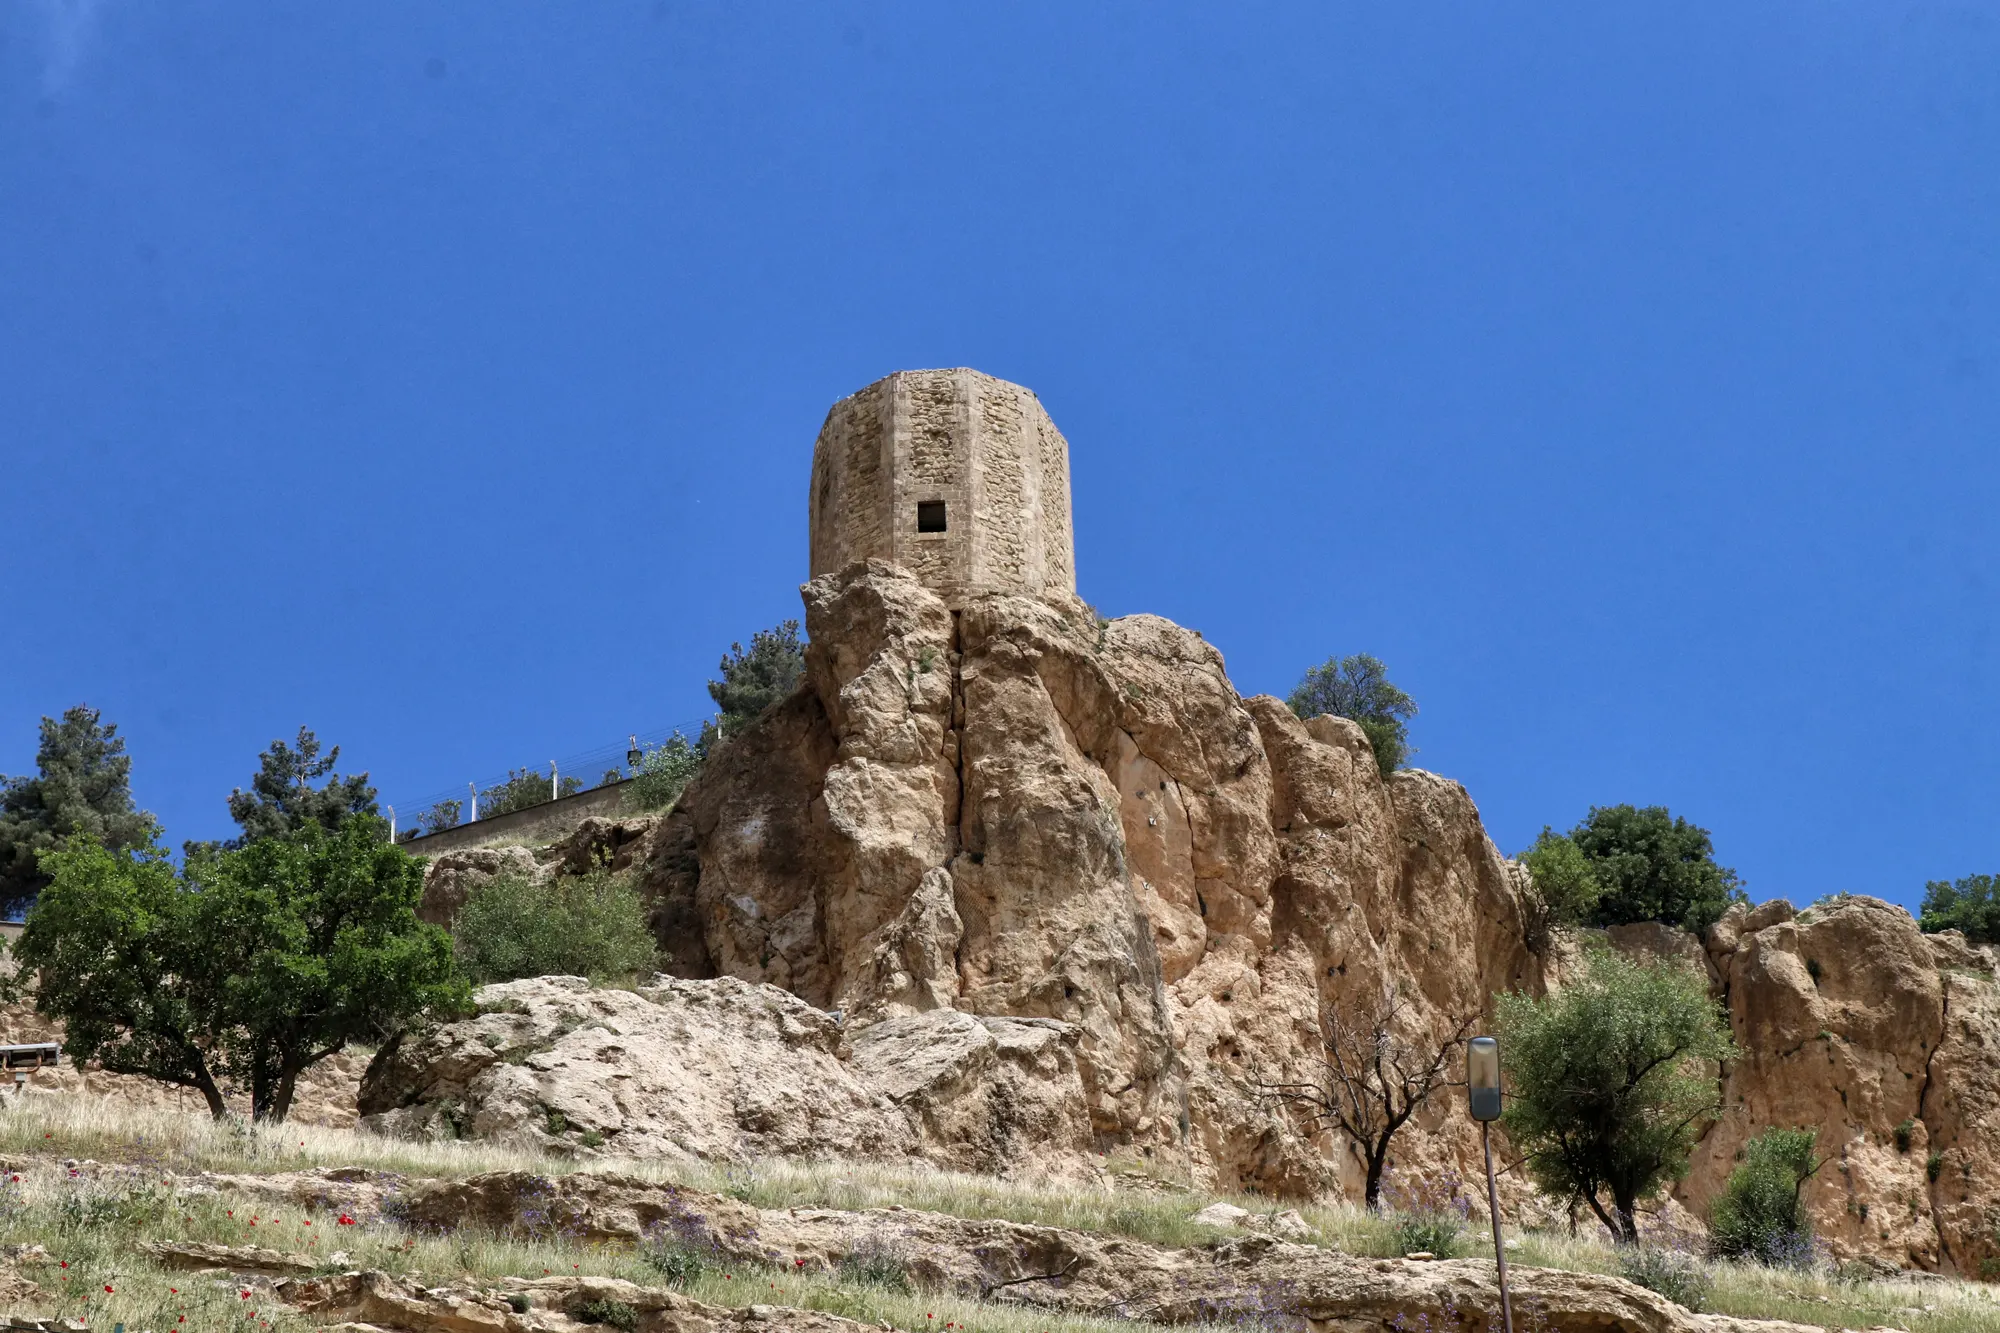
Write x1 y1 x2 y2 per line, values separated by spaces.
4 4 1996 913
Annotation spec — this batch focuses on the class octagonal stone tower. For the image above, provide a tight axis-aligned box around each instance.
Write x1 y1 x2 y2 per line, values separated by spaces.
808 369 1076 609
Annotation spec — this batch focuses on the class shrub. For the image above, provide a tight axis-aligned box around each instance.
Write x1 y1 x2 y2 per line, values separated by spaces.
1617 1245 1711 1311
1894 1119 1915 1154
643 1236 708 1288
626 732 704 814
1708 1127 1821 1266
478 768 583 820
569 1297 638 1330
1498 949 1736 1244
1285 654 1416 778
1927 1150 1945 1183
1382 1168 1469 1258
838 1236 914 1293
416 798 462 836
452 866 661 984
1919 874 2000 944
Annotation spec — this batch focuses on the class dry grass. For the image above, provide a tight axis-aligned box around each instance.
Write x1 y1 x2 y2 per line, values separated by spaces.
0 1159 1198 1333
3 1094 1999 1332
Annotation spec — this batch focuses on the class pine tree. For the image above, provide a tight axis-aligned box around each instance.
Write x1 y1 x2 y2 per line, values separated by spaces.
705 620 806 743
219 726 378 846
0 707 153 917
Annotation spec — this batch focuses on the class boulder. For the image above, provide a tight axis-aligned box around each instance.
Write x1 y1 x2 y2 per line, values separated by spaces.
359 976 911 1164
359 974 1105 1177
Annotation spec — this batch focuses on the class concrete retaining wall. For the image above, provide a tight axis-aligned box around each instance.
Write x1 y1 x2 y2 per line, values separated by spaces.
397 779 634 857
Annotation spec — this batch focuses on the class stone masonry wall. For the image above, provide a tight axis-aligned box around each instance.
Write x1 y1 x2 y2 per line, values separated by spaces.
809 369 1076 608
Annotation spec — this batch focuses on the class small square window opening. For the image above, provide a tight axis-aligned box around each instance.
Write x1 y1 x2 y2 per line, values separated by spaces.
916 501 948 533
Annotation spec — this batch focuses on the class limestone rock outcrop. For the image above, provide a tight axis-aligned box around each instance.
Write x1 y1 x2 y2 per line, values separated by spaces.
284 1174 1829 1333
358 975 1094 1176
1683 895 2000 1274
526 559 1553 1198
400 557 2000 1277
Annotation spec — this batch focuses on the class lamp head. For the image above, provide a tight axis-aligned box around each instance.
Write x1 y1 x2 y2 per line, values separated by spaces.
1468 1036 1502 1122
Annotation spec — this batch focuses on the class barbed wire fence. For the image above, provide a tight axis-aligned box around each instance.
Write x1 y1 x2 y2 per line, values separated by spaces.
380 717 713 839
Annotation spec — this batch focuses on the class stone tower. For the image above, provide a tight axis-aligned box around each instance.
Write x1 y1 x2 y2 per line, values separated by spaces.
808 369 1076 609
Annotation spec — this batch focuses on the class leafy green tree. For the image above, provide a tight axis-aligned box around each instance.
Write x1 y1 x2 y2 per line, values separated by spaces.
1561 804 1746 933
1708 1127 1822 1266
1286 654 1417 778
1517 828 1606 934
3 835 229 1114
625 732 704 813
705 619 806 743
415 798 463 837
478 768 583 819
221 727 378 846
14 818 465 1122
451 866 660 984
0 707 154 918
1497 949 1737 1243
1918 874 2000 945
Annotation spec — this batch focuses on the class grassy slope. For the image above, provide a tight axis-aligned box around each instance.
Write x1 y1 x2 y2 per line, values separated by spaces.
1 1097 1997 1333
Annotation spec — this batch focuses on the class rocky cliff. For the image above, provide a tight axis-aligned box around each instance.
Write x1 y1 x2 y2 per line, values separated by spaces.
1683 897 2000 1277
400 560 1548 1196
388 559 2000 1276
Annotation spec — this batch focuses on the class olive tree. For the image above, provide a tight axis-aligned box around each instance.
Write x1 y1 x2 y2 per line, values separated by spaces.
1285 654 1417 778
1497 949 1736 1243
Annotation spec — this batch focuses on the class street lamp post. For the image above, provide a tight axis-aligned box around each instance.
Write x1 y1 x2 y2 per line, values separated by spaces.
1468 1035 1514 1333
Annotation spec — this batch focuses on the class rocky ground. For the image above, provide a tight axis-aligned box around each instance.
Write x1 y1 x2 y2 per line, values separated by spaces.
3 1113 1997 1333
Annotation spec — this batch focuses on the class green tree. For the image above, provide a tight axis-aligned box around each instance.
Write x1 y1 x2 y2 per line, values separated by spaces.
1707 1127 1822 1266
1517 827 1606 935
705 619 806 743
415 798 463 837
1285 654 1417 778
221 727 378 845
1497 949 1737 1243
1918 874 2000 945
1562 804 1746 933
14 818 465 1122
3 835 229 1114
478 767 583 819
451 866 660 984
0 707 154 918
625 732 704 813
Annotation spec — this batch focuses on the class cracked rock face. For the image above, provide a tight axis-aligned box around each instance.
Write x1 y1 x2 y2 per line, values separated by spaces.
610 560 1548 1195
397 561 2000 1275
1688 896 2000 1273
357 975 1092 1176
